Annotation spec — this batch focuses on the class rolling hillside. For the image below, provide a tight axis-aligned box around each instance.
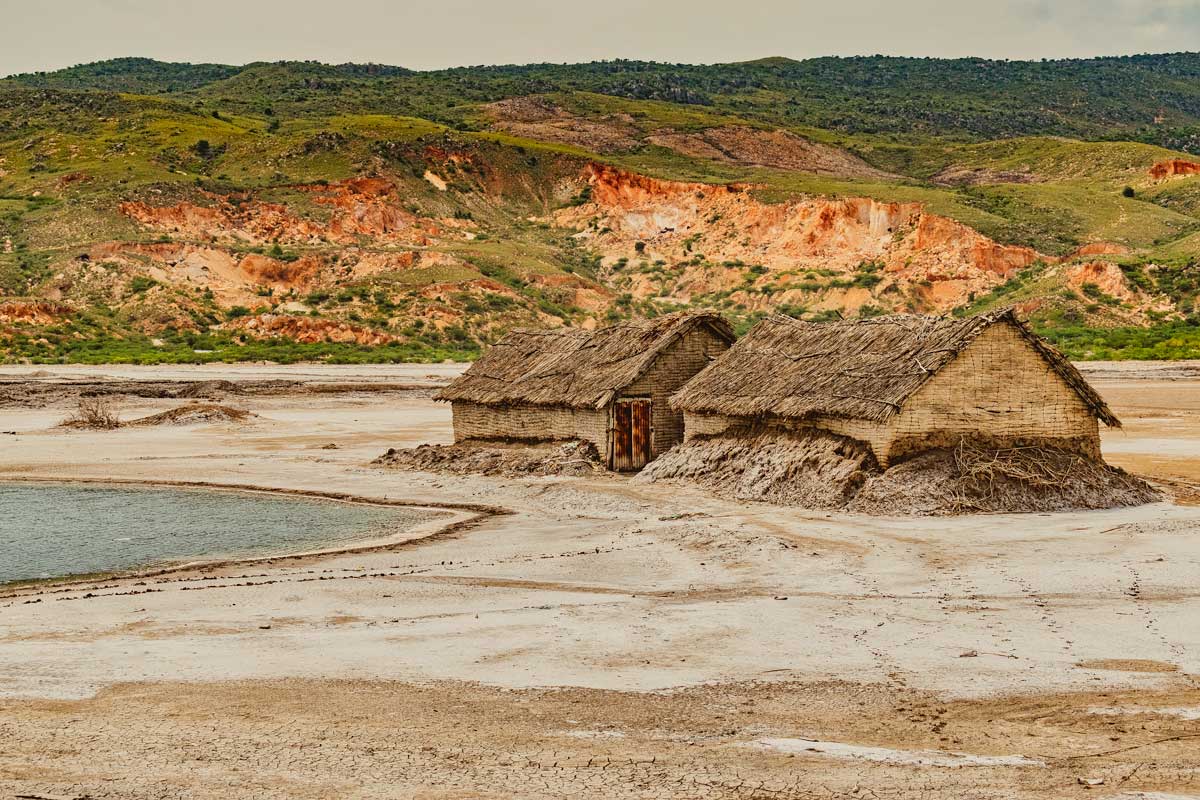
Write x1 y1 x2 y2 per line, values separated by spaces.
4 55 1200 362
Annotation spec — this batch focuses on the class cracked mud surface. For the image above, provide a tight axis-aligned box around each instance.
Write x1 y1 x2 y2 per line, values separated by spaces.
3 680 1200 799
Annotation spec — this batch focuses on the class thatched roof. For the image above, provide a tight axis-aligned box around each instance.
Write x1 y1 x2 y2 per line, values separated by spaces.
672 309 1120 427
435 312 735 410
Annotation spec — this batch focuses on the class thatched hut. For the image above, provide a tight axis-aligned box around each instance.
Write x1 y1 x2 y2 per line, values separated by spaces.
435 312 735 470
671 309 1119 467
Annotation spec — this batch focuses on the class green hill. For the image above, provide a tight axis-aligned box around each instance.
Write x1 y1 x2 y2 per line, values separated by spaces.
3 55 1200 363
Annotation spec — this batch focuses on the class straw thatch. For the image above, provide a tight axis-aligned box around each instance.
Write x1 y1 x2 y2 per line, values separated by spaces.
435 312 735 410
671 309 1119 427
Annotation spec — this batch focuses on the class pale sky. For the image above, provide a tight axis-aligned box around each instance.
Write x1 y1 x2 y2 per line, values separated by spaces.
4 0 1200 76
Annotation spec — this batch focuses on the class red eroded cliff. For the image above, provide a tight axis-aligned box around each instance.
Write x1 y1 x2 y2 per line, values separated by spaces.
0 301 72 325
119 178 462 246
223 314 398 345
1149 160 1200 180
555 164 1051 312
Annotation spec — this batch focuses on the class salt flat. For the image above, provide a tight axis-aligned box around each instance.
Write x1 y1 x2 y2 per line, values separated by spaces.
0 362 1197 799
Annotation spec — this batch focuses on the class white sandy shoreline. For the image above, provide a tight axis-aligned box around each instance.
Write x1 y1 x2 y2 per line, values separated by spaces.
1 476 492 593
0 361 1194 700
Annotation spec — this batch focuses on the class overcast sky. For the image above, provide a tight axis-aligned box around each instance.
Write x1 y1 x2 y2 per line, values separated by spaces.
4 0 1200 76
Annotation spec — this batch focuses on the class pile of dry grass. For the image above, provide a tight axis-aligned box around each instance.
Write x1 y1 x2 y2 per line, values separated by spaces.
847 441 1161 515
636 427 877 508
641 430 1160 515
376 439 604 477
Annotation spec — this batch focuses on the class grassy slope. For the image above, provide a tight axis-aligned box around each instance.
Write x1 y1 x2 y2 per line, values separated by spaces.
7 57 1200 360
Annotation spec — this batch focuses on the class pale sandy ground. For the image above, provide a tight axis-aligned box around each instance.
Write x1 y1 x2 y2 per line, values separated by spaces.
0 362 1198 799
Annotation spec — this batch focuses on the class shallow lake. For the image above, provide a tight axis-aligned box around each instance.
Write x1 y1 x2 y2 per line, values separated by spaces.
0 483 436 584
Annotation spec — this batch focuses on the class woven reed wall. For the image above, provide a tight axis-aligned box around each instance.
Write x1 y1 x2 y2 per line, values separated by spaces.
683 412 892 458
624 325 732 455
683 325 1101 466
885 324 1099 463
451 401 610 456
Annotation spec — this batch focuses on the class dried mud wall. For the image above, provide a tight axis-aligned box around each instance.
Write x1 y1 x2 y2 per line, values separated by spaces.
622 327 733 456
451 402 610 457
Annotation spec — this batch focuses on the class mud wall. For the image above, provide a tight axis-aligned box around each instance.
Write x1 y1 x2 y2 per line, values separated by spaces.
451 402 610 456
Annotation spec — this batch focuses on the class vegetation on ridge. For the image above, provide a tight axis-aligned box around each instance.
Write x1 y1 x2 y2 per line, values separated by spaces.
5 55 1200 362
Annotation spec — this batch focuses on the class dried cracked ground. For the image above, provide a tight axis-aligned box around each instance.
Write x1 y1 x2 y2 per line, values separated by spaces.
4 680 1200 799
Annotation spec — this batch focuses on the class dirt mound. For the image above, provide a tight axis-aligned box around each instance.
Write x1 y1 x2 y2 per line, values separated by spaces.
636 428 877 509
485 97 641 153
641 431 1159 515
175 380 243 398
128 404 254 426
647 126 895 180
930 166 1039 186
376 439 604 477
847 442 1161 516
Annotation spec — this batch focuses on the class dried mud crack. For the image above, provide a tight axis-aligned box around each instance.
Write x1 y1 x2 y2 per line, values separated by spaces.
3 679 1199 800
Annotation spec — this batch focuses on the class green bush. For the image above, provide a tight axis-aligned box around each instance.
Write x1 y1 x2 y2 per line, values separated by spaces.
129 276 157 294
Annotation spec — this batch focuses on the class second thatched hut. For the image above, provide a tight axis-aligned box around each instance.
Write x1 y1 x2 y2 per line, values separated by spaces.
671 309 1119 468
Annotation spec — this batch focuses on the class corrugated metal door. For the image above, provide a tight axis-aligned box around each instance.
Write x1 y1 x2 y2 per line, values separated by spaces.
610 399 652 471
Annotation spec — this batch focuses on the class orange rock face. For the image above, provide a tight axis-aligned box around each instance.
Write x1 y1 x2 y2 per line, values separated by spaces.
224 314 397 345
1064 260 1137 301
0 301 71 325
119 178 458 246
237 254 323 286
1149 159 1200 180
555 164 1048 313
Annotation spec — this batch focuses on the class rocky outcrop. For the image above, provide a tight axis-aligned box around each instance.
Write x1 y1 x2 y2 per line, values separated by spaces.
647 126 896 180
554 164 1048 313
0 301 71 325
930 166 1038 186
223 314 396 345
1064 260 1137 301
1149 159 1200 180
119 178 465 246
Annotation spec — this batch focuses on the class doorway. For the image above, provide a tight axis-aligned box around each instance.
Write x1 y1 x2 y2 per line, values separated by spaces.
610 398 653 471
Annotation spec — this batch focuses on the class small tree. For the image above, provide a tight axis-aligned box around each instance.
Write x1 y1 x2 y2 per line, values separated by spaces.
1122 186 1136 198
